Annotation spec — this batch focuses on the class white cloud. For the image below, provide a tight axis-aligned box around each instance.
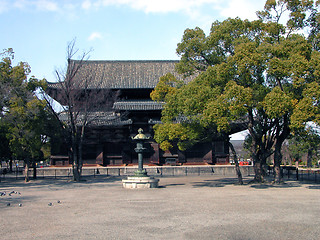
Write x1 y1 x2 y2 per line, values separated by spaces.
88 32 103 41
82 0 92 10
35 0 58 12
0 0 9 13
90 0 265 18
13 0 29 9
12 0 59 12
218 0 265 20
93 0 219 14
4 0 267 26
5 0 266 22
84 0 265 32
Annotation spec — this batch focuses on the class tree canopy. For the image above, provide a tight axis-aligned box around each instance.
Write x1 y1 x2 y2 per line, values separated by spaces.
151 0 320 183
0 48 51 181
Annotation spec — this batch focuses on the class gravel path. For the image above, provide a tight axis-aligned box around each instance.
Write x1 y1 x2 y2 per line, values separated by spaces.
1 176 320 240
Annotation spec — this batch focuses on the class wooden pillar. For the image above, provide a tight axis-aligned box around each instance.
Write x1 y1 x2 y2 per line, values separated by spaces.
96 145 103 165
149 142 160 165
122 143 132 165
212 142 217 164
178 150 186 164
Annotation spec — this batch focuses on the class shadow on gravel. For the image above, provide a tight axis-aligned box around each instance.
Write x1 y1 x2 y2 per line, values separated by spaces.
0 195 35 209
192 178 244 188
0 176 123 189
190 177 309 189
250 182 301 189
162 183 185 188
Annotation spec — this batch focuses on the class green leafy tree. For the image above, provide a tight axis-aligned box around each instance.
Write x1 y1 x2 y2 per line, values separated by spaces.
0 48 49 181
0 123 11 162
289 127 320 167
6 98 49 181
153 0 320 183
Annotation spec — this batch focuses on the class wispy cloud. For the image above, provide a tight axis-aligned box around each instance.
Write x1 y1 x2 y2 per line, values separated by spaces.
0 0 9 13
88 32 103 41
35 0 58 11
82 0 92 10
85 0 220 14
81 0 265 31
3 0 265 22
3 0 266 25
13 0 59 12
83 0 263 19
218 0 265 20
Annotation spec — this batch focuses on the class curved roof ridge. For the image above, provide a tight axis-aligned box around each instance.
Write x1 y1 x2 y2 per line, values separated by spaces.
71 59 180 64
48 60 195 89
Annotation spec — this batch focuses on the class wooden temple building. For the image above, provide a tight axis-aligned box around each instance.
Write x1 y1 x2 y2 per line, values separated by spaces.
47 60 233 166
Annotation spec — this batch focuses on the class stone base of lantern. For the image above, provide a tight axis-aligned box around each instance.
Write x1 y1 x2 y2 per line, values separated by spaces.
122 176 159 189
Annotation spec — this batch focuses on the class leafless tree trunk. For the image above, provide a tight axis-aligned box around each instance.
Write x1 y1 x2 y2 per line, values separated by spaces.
32 160 37 179
42 39 117 181
307 149 313 168
24 158 30 182
229 142 243 185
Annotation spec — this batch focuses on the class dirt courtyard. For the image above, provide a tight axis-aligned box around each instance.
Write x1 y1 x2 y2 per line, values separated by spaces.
1 175 320 240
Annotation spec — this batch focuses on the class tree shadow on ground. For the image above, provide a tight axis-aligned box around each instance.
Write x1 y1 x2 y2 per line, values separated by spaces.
0 175 123 189
192 178 246 188
249 182 302 189
190 176 314 189
0 196 36 209
161 183 185 188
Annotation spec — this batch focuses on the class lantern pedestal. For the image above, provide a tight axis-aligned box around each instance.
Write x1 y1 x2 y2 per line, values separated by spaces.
122 176 159 189
122 128 159 189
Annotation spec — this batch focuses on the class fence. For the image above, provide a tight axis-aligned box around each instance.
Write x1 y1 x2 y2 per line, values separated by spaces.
267 166 320 183
297 169 320 183
2 165 319 183
0 165 254 180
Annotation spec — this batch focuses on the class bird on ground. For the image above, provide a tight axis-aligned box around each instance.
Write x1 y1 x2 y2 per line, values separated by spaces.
19 203 22 207
57 200 61 203
48 203 53 206
7 203 10 206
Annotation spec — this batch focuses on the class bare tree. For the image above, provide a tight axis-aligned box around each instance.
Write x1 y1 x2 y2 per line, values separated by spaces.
42 40 117 181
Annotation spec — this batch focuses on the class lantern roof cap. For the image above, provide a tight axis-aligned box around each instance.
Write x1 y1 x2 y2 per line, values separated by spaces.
133 128 149 140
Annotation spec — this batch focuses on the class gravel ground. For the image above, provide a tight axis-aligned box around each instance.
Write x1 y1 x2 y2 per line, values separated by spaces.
1 175 320 240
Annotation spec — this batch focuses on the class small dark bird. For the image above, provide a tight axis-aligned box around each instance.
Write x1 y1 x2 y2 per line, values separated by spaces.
19 203 22 207
57 200 61 204
7 203 10 206
0 192 6 196
48 203 53 206
10 191 15 194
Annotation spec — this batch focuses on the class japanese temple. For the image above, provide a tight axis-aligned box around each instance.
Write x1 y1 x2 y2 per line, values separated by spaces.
46 60 234 166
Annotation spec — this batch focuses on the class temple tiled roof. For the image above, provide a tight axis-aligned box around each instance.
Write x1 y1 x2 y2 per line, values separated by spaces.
58 111 132 126
113 100 164 111
48 60 191 89
148 119 162 125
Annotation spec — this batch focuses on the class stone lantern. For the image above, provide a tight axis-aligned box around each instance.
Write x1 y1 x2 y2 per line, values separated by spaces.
122 128 159 188
132 128 149 177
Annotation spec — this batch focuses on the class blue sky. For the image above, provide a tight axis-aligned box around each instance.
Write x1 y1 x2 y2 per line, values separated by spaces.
1 0 266 83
